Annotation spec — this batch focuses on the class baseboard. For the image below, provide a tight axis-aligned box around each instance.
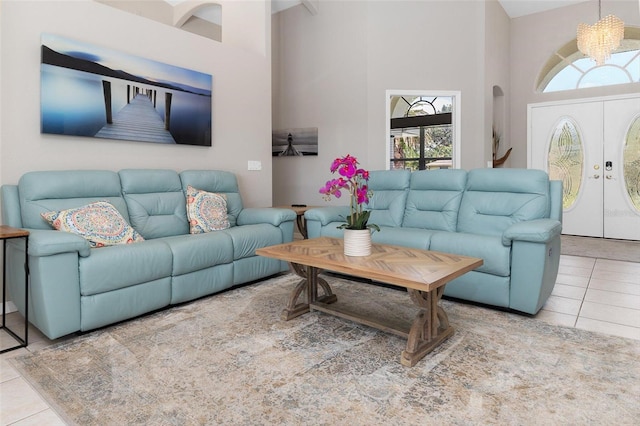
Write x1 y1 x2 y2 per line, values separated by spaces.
3 301 17 314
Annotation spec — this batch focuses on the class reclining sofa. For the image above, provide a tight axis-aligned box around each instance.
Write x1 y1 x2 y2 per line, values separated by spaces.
305 168 563 315
1 169 295 339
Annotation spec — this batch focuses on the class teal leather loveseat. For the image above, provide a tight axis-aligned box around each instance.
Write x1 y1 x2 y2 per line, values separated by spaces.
1 169 295 339
304 168 563 315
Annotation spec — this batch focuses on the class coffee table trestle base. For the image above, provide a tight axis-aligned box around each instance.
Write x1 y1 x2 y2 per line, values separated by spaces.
283 262 456 367
280 263 337 320
256 237 482 368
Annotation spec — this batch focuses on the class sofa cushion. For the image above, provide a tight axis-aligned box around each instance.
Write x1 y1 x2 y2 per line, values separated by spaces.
222 224 284 260
403 169 467 231
171 265 234 305
179 170 244 227
41 201 144 248
444 271 510 308
79 239 173 296
314 222 347 238
365 170 410 227
119 169 189 239
18 170 127 230
430 231 510 277
185 185 230 233
162 233 234 276
80 277 171 332
371 227 433 250
457 169 551 237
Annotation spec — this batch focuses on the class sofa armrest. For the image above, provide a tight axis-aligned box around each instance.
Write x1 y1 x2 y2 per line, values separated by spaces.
237 208 296 227
509 233 561 314
502 219 562 246
28 229 91 257
1 185 23 228
304 206 350 226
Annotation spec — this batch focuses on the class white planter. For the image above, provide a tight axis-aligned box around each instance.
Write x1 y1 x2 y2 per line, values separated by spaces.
343 229 372 257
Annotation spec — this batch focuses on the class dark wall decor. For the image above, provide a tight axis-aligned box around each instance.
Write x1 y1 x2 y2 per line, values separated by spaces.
272 127 318 156
41 33 212 146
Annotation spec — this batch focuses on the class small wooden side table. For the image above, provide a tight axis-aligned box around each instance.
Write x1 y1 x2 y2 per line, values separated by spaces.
1 225 29 353
275 206 318 239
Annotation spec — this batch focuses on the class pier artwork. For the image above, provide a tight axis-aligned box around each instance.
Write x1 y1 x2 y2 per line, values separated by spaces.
40 33 212 146
96 82 176 144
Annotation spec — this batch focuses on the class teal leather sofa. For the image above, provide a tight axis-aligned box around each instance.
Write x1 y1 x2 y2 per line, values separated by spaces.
1 169 295 339
305 168 563 315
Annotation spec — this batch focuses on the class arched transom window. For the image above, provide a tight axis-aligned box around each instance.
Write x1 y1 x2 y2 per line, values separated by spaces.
538 27 640 93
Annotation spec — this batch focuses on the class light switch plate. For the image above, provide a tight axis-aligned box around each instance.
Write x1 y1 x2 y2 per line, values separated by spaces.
248 160 262 171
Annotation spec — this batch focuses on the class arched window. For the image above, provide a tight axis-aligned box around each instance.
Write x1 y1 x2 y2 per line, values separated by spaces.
538 27 640 93
388 96 453 171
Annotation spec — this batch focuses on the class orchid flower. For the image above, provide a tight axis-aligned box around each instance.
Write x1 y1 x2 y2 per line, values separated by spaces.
319 155 379 232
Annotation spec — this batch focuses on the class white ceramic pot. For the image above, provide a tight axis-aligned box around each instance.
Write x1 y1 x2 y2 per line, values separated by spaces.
343 229 372 256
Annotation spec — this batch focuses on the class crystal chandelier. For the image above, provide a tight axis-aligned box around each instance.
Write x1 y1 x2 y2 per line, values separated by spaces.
577 0 624 66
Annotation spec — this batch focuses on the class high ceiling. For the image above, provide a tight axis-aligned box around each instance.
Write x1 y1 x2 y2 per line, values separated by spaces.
160 0 595 27
271 0 591 18
498 0 589 18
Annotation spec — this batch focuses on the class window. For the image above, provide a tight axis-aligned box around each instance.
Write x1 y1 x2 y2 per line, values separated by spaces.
547 118 584 209
623 115 640 211
388 96 453 171
538 27 640 93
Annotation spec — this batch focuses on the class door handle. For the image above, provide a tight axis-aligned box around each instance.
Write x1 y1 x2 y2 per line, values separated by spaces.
606 175 615 180
590 174 600 179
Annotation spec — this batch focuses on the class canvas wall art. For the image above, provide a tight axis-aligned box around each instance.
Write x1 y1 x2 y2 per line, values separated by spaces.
272 128 318 156
41 33 212 146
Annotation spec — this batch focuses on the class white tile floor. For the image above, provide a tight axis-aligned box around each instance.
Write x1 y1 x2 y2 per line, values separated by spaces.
1 253 639 425
538 255 640 340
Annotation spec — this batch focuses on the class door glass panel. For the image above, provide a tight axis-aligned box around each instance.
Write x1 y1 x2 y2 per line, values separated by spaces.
623 116 640 212
548 118 584 209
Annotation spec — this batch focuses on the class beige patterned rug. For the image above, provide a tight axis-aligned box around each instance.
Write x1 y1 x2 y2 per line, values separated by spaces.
11 274 640 425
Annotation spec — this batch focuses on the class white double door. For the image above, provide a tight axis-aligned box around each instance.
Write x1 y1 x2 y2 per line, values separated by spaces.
529 96 640 241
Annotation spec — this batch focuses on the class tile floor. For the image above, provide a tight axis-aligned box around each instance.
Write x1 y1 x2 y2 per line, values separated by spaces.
1 254 639 425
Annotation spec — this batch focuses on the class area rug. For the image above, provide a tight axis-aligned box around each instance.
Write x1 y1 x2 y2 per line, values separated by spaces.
11 274 640 425
561 234 640 262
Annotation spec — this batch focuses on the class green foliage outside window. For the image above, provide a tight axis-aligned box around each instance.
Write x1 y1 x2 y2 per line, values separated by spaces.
392 125 452 171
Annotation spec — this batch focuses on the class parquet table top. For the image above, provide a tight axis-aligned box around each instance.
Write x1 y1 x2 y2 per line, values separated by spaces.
256 237 482 292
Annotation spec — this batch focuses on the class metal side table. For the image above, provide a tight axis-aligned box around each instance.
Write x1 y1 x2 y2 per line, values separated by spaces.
1 225 29 353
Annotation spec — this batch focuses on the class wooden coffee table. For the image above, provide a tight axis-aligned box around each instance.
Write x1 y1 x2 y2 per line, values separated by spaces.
256 237 482 367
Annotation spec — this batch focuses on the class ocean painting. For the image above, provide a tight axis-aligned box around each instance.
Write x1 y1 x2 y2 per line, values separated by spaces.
41 33 212 146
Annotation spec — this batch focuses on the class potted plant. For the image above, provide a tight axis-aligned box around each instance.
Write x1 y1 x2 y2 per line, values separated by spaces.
319 154 379 256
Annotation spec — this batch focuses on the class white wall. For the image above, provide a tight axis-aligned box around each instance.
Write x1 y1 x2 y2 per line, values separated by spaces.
509 0 640 167
272 2 369 207
272 0 489 207
485 0 511 167
0 0 273 208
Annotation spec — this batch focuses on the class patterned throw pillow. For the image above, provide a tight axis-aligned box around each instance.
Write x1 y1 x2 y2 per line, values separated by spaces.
41 201 144 248
185 185 230 234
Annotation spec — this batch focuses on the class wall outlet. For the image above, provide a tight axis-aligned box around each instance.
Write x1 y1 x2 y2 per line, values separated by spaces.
248 160 262 171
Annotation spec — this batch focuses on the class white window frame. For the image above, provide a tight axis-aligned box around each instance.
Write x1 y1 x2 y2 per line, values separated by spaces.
385 89 462 170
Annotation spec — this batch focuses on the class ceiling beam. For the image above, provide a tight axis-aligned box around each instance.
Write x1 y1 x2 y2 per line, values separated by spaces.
301 0 318 15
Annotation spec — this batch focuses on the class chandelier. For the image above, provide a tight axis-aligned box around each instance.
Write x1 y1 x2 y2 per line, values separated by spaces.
577 0 624 66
